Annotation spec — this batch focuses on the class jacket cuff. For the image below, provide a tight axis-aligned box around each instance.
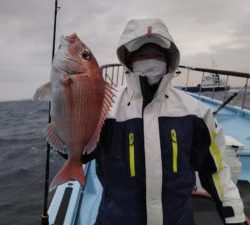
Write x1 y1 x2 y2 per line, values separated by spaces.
225 214 246 224
222 200 245 224
226 223 246 225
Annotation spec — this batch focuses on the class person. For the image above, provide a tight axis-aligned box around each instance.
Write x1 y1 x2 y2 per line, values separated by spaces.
62 18 246 225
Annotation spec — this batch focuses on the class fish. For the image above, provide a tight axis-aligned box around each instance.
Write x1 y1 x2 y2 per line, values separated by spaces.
33 33 115 191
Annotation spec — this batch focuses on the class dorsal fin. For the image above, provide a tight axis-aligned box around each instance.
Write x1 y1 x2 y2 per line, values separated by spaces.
84 82 115 154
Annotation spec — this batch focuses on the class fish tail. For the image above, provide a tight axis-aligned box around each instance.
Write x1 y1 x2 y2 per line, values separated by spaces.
49 160 86 191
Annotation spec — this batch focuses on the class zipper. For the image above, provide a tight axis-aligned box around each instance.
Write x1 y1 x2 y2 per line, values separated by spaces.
129 133 136 177
170 129 178 173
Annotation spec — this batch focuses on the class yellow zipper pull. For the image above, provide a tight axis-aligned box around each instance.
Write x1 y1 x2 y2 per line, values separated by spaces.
129 133 136 177
171 129 178 173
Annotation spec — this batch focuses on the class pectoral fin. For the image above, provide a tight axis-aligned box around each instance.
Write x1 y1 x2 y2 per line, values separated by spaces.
33 82 52 101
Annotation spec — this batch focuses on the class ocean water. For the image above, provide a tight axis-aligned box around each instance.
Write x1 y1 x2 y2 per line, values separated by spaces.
0 90 249 225
0 100 64 225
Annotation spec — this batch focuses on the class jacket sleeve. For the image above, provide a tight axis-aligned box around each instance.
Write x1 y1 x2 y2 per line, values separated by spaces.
192 109 245 224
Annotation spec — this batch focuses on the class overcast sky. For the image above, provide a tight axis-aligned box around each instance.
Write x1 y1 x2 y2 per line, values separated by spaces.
0 0 249 101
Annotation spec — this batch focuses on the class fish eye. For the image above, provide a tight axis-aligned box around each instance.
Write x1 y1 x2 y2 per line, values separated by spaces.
81 49 91 60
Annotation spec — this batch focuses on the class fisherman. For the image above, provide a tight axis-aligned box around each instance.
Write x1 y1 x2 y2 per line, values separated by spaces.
61 18 246 225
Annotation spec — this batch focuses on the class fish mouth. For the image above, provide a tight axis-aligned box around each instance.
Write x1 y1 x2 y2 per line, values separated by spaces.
57 61 86 75
65 55 82 66
63 56 87 74
64 33 78 43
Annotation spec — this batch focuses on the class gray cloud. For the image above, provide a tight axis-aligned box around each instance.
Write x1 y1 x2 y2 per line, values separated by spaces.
0 0 249 101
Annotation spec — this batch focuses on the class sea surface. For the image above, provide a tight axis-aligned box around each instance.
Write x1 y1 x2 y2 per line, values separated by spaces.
0 100 64 225
0 90 249 225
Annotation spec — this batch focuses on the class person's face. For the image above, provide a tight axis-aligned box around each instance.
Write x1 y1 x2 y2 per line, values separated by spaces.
130 45 166 64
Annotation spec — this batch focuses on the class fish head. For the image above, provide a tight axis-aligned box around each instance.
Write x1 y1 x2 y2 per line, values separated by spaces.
53 33 101 78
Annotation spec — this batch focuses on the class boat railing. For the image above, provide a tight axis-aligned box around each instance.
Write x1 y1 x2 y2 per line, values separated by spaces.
101 64 250 110
101 63 127 87
178 65 250 110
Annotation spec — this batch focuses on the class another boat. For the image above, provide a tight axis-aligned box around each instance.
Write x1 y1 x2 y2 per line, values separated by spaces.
47 64 250 225
180 74 230 92
177 66 230 93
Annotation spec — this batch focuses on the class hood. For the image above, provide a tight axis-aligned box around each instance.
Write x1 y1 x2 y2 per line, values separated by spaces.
117 18 180 74
116 18 180 101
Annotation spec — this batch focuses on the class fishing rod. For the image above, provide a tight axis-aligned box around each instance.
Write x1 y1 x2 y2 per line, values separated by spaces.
41 0 60 224
213 85 245 116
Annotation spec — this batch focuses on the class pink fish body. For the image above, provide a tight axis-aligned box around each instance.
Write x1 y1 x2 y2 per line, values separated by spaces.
34 33 114 191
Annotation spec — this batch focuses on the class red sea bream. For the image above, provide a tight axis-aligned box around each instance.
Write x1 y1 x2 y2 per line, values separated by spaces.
34 33 114 191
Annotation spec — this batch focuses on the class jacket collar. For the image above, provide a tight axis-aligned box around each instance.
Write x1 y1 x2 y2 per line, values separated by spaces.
126 71 172 104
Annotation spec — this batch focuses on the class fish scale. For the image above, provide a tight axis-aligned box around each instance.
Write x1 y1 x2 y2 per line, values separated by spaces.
52 76 103 153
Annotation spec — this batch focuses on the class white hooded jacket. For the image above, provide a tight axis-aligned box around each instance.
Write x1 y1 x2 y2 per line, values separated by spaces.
89 18 245 225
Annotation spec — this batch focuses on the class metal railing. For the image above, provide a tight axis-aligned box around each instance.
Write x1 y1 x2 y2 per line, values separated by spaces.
178 65 250 110
101 64 250 110
101 64 126 87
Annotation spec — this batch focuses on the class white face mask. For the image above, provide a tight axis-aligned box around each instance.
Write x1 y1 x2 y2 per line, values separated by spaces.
132 59 167 85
